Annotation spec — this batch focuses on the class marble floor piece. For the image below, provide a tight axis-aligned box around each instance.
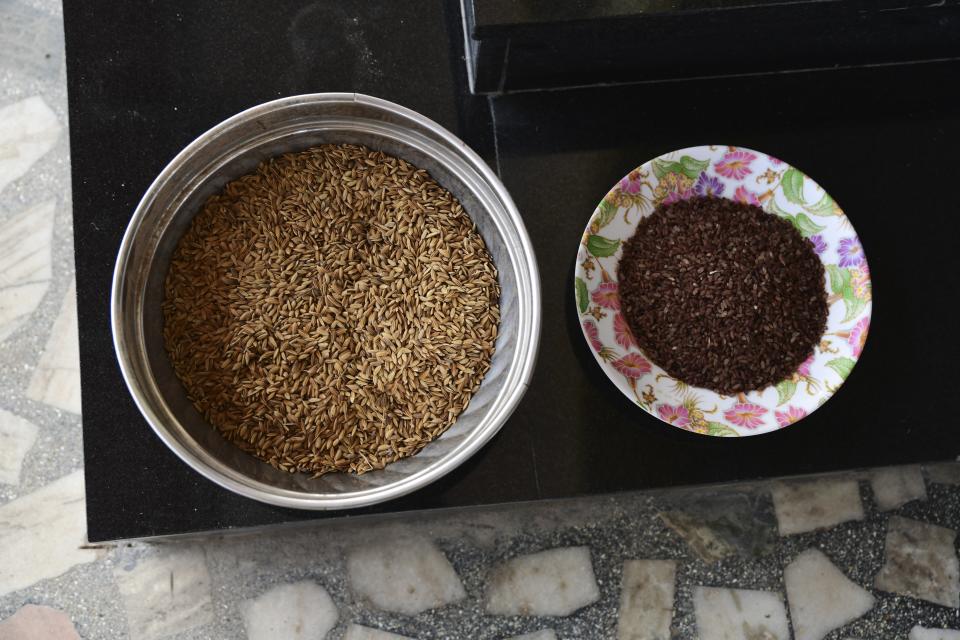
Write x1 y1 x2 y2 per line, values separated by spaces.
0 200 54 345
784 548 875 640
875 516 959 608
0 95 61 194
0 603 80 639
25 281 80 414
617 559 675 640
485 547 601 617
910 628 960 640
347 536 465 615
243 580 338 640
771 478 864 535
0 408 38 486
869 466 927 512
0 470 98 598
692 586 790 640
113 546 213 640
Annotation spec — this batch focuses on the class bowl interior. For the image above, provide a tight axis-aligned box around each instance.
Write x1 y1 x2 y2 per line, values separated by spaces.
574 145 872 437
117 96 535 505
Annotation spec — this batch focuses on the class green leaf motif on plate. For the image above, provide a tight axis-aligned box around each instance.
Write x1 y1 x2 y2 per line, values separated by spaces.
842 292 868 323
575 277 589 313
706 421 740 437
826 264 851 295
596 199 618 229
781 168 806 205
652 155 709 180
775 379 797 406
805 191 836 217
825 265 866 321
765 196 792 218
782 212 825 238
587 234 620 257
826 357 855 381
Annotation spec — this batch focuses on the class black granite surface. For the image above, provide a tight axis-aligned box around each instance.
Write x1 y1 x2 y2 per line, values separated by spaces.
465 0 960 93
66 0 960 541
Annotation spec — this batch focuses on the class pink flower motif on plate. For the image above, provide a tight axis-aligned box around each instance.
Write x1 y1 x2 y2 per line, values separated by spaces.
850 264 871 300
657 404 691 428
612 353 652 379
613 313 636 349
775 406 807 428
591 282 620 310
715 150 757 180
662 188 694 205
582 320 603 353
796 353 815 377
733 185 761 206
848 316 869 357
619 170 644 195
723 402 768 429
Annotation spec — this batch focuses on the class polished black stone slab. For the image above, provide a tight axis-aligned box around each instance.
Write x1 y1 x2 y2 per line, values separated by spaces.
66 0 960 541
464 0 960 93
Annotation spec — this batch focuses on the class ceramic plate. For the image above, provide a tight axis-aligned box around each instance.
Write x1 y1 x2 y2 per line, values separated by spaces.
574 145 872 436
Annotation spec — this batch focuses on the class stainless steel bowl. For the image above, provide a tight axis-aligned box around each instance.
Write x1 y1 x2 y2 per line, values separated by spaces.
112 93 540 510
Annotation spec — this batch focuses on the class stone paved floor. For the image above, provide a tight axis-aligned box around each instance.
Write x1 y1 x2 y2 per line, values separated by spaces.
1 2 959 638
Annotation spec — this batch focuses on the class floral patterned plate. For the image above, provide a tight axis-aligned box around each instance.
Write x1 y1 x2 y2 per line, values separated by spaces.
574 145 872 437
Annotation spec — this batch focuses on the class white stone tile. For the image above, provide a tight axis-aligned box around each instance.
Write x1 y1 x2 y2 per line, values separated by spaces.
26 281 81 414
0 407 39 485
910 627 960 640
785 548 875 640
771 478 864 535
925 463 960 486
617 559 675 640
875 516 959 608
0 199 55 344
243 581 337 640
506 631 558 640
347 537 465 615
0 604 80 639
114 547 213 640
693 586 789 640
0 96 61 194
0 470 99 598
486 546 600 617
870 466 927 511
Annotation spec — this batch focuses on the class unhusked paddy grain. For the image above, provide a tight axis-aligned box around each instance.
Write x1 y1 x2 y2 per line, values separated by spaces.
162 143 500 475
